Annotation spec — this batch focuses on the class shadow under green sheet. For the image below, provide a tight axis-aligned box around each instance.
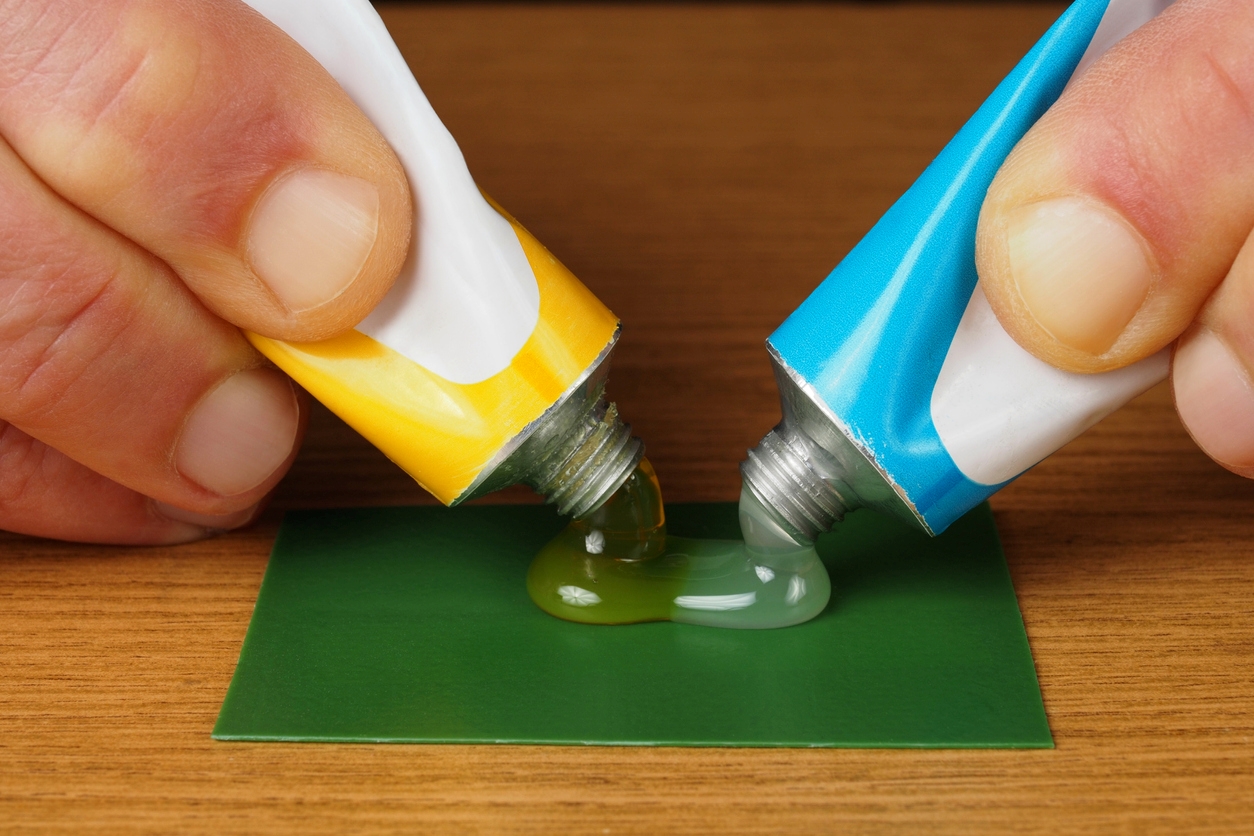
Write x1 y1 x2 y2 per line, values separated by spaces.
213 502 1051 748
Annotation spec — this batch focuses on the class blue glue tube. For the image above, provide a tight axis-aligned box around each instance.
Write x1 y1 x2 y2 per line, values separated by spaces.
740 0 1176 542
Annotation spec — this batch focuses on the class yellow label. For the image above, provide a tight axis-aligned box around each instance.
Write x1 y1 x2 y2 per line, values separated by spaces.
248 212 619 505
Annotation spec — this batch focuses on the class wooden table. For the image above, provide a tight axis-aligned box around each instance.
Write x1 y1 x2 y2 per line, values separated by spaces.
4 3 1253 832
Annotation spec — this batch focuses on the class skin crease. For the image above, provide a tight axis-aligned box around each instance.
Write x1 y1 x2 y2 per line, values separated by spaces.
977 0 1254 479
0 0 412 544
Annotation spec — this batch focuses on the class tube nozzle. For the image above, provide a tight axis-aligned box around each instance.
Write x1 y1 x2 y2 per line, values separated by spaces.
740 423 848 543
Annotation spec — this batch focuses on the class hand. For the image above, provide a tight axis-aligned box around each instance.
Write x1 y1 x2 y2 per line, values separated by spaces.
0 0 412 543
977 0 1254 477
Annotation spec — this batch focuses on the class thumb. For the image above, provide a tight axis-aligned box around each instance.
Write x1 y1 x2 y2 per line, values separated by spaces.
976 0 1254 373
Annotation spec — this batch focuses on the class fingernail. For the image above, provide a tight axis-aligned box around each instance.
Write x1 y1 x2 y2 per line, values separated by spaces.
1007 197 1152 355
1173 328 1254 470
247 168 380 312
153 500 261 533
176 369 299 497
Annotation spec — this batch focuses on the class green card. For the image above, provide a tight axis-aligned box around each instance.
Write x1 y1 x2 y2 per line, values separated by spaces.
214 502 1051 747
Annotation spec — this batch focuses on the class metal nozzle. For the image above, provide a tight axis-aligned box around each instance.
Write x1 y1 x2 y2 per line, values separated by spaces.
454 328 642 518
741 424 847 543
527 397 642 518
738 344 932 542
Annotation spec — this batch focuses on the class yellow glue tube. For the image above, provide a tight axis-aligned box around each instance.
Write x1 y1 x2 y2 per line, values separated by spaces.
244 0 641 516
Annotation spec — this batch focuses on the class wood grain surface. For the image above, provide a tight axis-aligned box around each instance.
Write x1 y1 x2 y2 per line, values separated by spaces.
4 3 1254 833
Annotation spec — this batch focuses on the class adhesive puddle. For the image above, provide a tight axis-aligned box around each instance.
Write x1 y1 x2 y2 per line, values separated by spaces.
527 459 831 628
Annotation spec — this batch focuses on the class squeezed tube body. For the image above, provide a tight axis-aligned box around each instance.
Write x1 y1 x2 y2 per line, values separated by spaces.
743 0 1174 541
244 0 640 516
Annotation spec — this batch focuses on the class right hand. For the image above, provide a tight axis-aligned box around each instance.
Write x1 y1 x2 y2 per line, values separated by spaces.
977 0 1254 478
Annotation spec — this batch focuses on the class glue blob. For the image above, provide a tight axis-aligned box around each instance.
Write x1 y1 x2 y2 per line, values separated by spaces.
526 459 830 628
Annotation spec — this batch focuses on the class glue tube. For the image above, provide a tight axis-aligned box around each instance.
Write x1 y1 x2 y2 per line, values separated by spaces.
242 0 641 516
741 0 1176 541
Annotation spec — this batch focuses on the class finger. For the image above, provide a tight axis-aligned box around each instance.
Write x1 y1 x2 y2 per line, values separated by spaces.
0 422 259 545
977 0 1254 373
0 134 304 513
1173 226 1254 477
0 0 412 342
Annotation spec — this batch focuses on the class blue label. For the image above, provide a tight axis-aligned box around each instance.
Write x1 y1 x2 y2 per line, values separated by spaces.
768 0 1110 533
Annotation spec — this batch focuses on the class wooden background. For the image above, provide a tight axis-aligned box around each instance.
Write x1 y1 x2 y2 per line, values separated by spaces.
4 3 1254 832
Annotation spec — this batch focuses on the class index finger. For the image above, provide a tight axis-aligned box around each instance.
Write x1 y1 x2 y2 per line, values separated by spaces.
0 0 413 341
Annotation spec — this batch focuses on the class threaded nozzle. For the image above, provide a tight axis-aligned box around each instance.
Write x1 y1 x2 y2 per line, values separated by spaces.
740 425 847 543
529 398 643 518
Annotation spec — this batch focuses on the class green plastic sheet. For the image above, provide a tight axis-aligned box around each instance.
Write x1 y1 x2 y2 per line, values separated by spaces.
214 502 1051 747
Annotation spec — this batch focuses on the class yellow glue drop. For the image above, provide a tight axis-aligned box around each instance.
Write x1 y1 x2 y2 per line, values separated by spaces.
526 459 831 629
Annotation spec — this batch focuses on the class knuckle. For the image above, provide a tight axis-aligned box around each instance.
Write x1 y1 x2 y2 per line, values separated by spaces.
7 3 203 201
0 246 129 427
